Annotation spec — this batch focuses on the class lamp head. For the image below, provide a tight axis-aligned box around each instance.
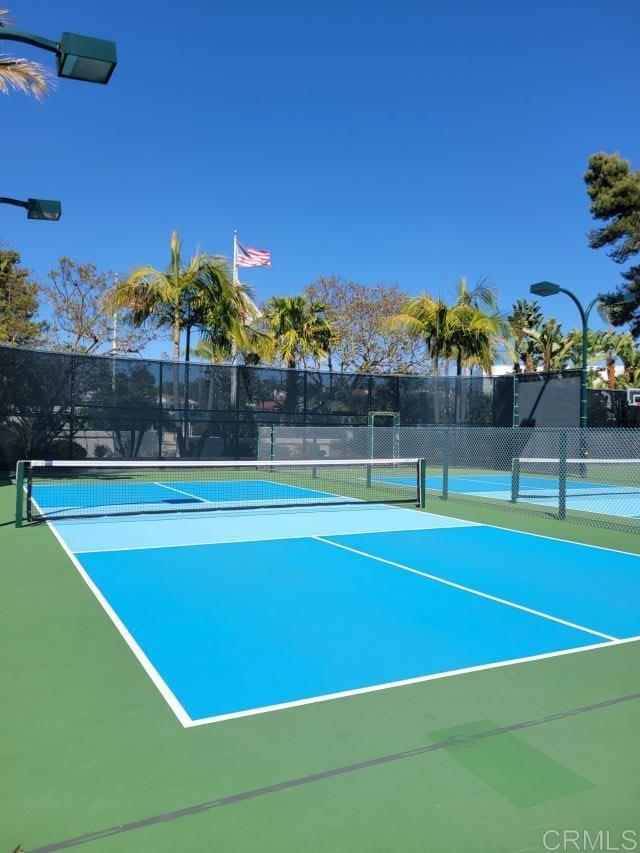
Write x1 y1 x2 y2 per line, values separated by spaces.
57 33 117 83
530 281 561 297
27 198 61 221
600 290 640 306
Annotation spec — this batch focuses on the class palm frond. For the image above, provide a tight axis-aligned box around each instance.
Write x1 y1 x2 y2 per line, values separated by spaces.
0 54 54 100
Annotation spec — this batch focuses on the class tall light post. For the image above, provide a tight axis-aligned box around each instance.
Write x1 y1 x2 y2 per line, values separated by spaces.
530 281 638 428
0 196 61 220
1 19 116 221
0 24 117 83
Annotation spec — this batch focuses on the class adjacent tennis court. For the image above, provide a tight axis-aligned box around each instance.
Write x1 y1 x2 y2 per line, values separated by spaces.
379 462 640 520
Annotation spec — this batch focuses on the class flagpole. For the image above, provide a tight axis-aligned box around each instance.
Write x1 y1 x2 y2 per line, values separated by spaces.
233 229 238 286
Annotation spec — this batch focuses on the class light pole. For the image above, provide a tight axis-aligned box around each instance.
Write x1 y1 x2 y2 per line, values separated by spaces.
0 23 117 83
530 281 638 428
0 196 61 220
1 20 117 222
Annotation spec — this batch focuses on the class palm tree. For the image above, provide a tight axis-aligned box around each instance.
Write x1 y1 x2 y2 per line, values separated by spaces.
448 305 502 375
590 330 628 389
616 335 640 389
264 296 333 414
107 231 248 455
506 299 543 372
107 231 240 362
264 296 333 369
388 294 451 375
523 319 573 372
0 10 53 100
390 284 502 377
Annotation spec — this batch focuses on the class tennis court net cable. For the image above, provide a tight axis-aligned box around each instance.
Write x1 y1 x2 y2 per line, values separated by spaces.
15 457 424 524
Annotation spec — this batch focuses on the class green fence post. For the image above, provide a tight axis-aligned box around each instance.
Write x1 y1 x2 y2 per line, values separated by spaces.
558 432 567 521
513 373 520 427
442 430 449 500
510 457 520 503
419 458 427 508
15 460 25 528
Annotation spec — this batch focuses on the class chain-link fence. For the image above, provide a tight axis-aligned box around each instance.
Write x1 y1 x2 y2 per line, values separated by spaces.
0 345 514 469
2 345 636 473
258 424 640 534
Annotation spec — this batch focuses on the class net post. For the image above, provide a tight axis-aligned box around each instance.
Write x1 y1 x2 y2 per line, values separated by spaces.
419 459 427 508
269 424 275 462
442 430 449 500
510 457 520 503
311 434 318 479
393 412 400 459
366 461 372 488
558 433 567 520
14 460 25 528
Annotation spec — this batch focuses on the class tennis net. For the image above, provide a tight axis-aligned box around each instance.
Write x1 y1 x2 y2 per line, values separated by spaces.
511 457 640 518
17 457 423 523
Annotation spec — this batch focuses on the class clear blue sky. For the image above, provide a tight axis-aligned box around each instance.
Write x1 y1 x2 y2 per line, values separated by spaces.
2 0 639 359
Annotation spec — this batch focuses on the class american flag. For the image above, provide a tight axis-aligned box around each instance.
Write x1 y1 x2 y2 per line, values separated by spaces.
236 240 271 268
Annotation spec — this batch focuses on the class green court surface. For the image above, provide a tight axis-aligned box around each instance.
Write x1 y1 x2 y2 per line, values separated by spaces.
2 478 640 852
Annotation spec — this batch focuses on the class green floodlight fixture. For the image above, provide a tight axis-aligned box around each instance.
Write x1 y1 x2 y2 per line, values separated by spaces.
601 290 639 306
57 33 117 84
0 24 116 84
0 196 61 221
530 281 561 297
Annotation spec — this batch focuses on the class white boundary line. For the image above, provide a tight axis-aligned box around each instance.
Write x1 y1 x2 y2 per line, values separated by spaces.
519 458 640 465
395 496 640 559
44 519 194 727
30 495 194 728
73 524 475 554
313 536 618 641
186 635 640 727
153 481 209 503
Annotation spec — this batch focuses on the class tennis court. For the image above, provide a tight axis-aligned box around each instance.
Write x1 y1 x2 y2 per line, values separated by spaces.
4 457 640 851
379 465 640 520
19 459 640 727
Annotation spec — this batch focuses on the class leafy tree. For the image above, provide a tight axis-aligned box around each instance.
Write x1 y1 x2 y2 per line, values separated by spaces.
584 152 640 335
0 248 46 346
41 257 155 354
506 299 543 372
0 9 53 100
304 276 427 373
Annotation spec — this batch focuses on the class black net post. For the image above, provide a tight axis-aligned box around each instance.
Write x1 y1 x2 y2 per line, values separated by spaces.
14 460 25 528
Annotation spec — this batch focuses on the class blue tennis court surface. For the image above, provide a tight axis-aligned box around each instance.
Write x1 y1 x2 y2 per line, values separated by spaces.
379 473 640 519
32 478 342 517
41 481 640 727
